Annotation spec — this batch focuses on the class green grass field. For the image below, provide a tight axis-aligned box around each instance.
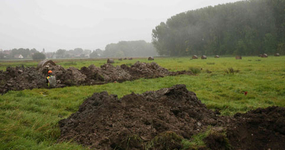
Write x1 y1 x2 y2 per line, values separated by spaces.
0 56 284 149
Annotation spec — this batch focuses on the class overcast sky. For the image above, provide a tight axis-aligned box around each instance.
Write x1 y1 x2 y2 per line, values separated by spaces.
0 0 241 52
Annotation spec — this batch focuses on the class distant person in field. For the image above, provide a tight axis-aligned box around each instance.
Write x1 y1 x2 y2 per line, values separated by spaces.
46 70 53 87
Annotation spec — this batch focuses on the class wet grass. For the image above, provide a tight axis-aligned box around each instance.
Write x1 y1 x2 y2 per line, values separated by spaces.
182 127 212 149
0 56 284 149
0 60 38 71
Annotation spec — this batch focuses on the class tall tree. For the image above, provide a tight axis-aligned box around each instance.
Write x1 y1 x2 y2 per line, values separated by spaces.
152 0 285 56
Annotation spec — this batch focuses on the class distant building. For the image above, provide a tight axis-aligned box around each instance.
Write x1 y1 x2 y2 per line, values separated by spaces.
14 54 23 59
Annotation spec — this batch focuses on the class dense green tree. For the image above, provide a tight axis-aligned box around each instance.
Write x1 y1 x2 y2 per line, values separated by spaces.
152 0 285 56
32 53 46 60
103 40 157 57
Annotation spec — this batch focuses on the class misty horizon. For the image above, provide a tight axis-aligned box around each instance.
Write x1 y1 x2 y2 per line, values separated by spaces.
0 0 241 52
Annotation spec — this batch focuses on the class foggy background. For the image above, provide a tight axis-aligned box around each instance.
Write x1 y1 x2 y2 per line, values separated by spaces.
0 0 241 52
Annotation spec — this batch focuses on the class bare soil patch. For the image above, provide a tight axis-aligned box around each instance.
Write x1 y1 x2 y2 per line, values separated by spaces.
58 84 225 149
226 106 285 150
58 85 285 150
0 61 192 94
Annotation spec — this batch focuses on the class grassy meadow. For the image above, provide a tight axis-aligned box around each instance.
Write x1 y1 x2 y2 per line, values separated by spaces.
0 56 284 149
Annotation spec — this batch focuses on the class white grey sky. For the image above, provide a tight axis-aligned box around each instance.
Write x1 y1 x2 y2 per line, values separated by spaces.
0 0 241 52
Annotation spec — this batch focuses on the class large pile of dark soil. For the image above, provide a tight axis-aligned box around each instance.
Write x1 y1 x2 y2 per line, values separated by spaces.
0 66 47 94
58 85 285 150
0 61 192 94
203 106 285 150
58 84 226 149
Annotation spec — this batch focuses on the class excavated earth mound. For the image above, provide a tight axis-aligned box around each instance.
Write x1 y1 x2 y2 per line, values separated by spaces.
226 106 285 150
58 85 285 150
0 61 193 94
58 84 226 149
0 66 47 94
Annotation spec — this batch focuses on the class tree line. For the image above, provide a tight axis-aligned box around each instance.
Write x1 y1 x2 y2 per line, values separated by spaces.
0 40 157 60
54 40 157 58
152 0 285 56
0 48 45 59
55 48 92 58
102 40 157 58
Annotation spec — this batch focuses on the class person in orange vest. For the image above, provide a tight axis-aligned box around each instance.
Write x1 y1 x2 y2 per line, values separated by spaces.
46 70 53 87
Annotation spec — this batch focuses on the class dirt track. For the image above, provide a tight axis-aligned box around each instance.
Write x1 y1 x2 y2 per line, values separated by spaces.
58 84 285 150
0 61 192 94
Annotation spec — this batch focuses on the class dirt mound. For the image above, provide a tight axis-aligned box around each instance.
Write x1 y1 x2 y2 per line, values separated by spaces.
58 85 285 149
63 67 87 85
58 84 224 149
121 61 169 78
0 61 193 94
120 61 192 78
225 106 285 150
0 66 47 94
203 106 285 150
98 63 132 82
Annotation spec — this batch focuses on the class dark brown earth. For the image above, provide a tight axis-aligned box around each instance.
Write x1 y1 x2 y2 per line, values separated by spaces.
58 85 285 150
226 106 285 150
0 61 192 94
0 66 47 94
58 84 226 149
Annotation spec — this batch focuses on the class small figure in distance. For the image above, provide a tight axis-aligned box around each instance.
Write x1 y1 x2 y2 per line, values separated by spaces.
47 70 53 87
46 70 57 88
